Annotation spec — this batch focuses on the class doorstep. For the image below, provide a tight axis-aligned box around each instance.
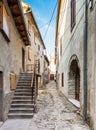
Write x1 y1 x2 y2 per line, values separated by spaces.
69 98 80 108
0 122 3 127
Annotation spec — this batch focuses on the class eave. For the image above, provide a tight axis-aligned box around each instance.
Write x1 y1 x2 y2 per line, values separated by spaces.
7 0 30 46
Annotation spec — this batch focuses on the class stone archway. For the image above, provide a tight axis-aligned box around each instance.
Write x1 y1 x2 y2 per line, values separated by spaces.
68 55 80 101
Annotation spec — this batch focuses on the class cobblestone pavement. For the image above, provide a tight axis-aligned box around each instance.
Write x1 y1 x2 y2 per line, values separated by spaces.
0 81 91 130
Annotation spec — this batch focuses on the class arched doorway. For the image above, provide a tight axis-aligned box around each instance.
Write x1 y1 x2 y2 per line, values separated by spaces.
68 57 80 101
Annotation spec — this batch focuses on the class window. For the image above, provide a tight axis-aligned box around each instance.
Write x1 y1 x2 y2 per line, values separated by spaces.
62 73 64 87
38 45 40 51
0 1 10 41
60 37 62 56
28 47 32 61
42 51 44 56
71 0 76 31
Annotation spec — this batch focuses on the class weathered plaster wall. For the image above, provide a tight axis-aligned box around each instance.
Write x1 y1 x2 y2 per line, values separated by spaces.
87 2 96 129
57 0 84 114
0 3 25 120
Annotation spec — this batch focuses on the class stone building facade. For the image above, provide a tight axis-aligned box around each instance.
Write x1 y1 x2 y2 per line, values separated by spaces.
87 1 96 129
0 0 30 121
43 55 50 84
55 0 96 129
22 2 46 87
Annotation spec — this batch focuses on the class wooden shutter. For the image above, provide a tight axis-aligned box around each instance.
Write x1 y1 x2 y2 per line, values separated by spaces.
28 47 32 61
60 37 62 56
62 73 64 87
71 0 76 31
10 73 16 90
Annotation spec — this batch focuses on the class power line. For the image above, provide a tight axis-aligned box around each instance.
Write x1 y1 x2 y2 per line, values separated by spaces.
58 0 89 38
43 1 58 40
39 17 56 28
56 0 90 59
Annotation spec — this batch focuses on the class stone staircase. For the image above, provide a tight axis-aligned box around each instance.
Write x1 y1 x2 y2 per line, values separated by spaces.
8 73 35 119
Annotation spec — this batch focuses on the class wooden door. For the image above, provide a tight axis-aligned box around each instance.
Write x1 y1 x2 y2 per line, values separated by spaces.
22 48 25 72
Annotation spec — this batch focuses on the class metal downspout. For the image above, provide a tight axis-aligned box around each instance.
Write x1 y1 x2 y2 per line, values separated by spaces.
83 0 88 121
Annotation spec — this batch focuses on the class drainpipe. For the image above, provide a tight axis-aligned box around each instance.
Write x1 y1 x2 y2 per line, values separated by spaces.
83 0 88 121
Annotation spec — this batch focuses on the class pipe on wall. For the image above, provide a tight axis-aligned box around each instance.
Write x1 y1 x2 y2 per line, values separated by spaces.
83 0 88 121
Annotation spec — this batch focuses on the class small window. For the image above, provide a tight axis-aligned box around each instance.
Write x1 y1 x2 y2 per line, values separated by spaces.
38 45 40 51
60 37 62 56
71 0 76 32
28 47 32 61
62 73 64 87
42 51 44 56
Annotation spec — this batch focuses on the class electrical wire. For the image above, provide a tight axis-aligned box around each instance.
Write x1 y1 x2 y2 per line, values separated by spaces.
43 1 58 40
39 17 56 28
58 0 90 38
56 1 90 59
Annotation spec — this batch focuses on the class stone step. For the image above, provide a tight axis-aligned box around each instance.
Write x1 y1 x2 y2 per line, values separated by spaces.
12 97 32 102
12 100 32 104
15 89 32 92
13 96 32 99
8 113 33 119
16 86 32 89
17 84 31 87
20 75 32 77
17 83 31 85
21 72 32 75
18 81 32 83
14 93 32 96
14 91 32 94
20 74 32 77
9 107 34 113
8 72 36 119
19 77 32 79
11 103 34 108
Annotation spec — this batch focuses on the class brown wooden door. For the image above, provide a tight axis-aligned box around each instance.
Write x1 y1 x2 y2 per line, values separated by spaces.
75 67 80 101
62 73 64 87
22 48 25 72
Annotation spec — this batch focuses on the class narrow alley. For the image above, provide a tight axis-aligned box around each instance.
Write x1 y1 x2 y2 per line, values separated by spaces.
0 81 91 130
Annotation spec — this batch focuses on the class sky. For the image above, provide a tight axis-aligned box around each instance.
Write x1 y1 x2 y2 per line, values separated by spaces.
23 0 57 56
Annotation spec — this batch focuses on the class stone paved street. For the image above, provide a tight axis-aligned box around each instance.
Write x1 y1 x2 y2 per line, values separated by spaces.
0 81 91 130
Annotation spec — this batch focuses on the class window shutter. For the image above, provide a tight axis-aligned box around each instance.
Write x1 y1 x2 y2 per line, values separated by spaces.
60 37 62 56
71 0 76 31
62 73 64 87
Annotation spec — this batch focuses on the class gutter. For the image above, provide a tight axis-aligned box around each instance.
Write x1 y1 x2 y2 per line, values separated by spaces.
83 0 88 121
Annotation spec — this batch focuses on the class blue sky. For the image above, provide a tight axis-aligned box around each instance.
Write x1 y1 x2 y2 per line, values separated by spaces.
23 0 57 56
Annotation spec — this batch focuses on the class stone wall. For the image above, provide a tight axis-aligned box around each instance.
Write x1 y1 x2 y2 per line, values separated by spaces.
0 2 25 120
56 0 84 114
87 1 96 129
